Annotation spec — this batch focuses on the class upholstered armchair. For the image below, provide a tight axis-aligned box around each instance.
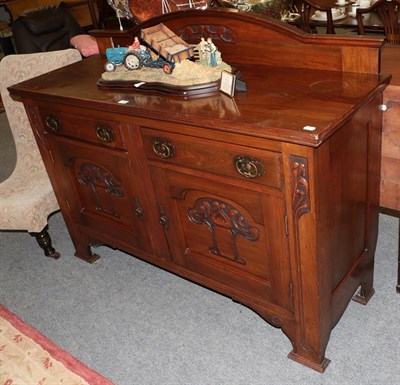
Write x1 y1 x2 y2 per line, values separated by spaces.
0 49 82 258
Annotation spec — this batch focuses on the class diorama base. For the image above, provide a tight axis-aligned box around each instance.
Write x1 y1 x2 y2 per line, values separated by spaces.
97 77 221 97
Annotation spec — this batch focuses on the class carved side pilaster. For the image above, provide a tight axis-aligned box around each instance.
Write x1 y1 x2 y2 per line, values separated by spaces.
289 155 311 220
288 155 330 368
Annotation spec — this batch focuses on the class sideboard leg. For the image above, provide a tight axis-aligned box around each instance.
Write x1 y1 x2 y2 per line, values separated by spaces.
74 244 101 264
285 325 331 373
352 285 375 305
246 302 331 372
352 248 375 305
287 349 331 373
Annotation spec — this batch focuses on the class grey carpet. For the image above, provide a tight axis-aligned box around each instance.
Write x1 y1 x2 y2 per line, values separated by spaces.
0 112 399 385
0 213 399 385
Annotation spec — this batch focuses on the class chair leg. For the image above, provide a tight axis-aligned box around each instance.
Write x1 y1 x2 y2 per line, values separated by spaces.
32 227 60 259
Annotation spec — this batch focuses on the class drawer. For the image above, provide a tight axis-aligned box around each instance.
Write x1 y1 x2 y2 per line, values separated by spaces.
141 127 282 189
38 107 126 150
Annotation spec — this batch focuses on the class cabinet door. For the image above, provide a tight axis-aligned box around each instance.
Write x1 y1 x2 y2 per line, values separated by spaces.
150 166 293 311
47 137 154 255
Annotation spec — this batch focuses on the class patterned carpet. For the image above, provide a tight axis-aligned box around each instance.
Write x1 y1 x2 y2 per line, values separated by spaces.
0 305 115 385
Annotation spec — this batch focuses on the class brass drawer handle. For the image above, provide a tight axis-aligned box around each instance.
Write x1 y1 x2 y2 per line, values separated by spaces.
96 125 114 143
45 114 61 133
152 138 175 159
234 155 265 179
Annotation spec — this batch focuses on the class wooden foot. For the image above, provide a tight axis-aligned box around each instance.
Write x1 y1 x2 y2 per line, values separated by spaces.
33 228 60 259
74 243 101 264
288 350 331 373
352 287 375 305
74 252 101 264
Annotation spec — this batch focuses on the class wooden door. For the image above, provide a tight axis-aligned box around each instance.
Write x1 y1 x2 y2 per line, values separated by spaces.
47 136 154 256
149 166 293 311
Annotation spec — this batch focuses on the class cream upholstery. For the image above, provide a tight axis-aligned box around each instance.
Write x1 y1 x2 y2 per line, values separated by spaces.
0 49 82 256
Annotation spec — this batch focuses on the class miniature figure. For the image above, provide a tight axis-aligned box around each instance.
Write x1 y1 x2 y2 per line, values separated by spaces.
129 37 141 50
198 37 208 66
195 37 222 67
207 38 217 67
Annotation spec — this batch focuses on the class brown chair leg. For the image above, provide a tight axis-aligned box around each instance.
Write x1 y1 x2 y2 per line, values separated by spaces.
32 227 60 259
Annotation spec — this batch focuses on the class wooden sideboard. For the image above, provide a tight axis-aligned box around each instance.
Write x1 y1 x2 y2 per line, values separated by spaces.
9 9 390 372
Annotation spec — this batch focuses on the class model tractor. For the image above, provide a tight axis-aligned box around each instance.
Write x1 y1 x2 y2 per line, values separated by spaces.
104 46 130 72
105 45 174 73
104 23 194 75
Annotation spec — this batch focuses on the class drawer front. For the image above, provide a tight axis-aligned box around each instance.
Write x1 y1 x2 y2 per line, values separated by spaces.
141 127 282 189
38 107 126 150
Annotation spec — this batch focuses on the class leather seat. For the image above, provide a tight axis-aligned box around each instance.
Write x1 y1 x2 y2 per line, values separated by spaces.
12 5 84 54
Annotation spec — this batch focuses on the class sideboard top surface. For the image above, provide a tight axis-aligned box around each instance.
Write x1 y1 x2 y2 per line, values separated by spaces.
9 55 389 147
